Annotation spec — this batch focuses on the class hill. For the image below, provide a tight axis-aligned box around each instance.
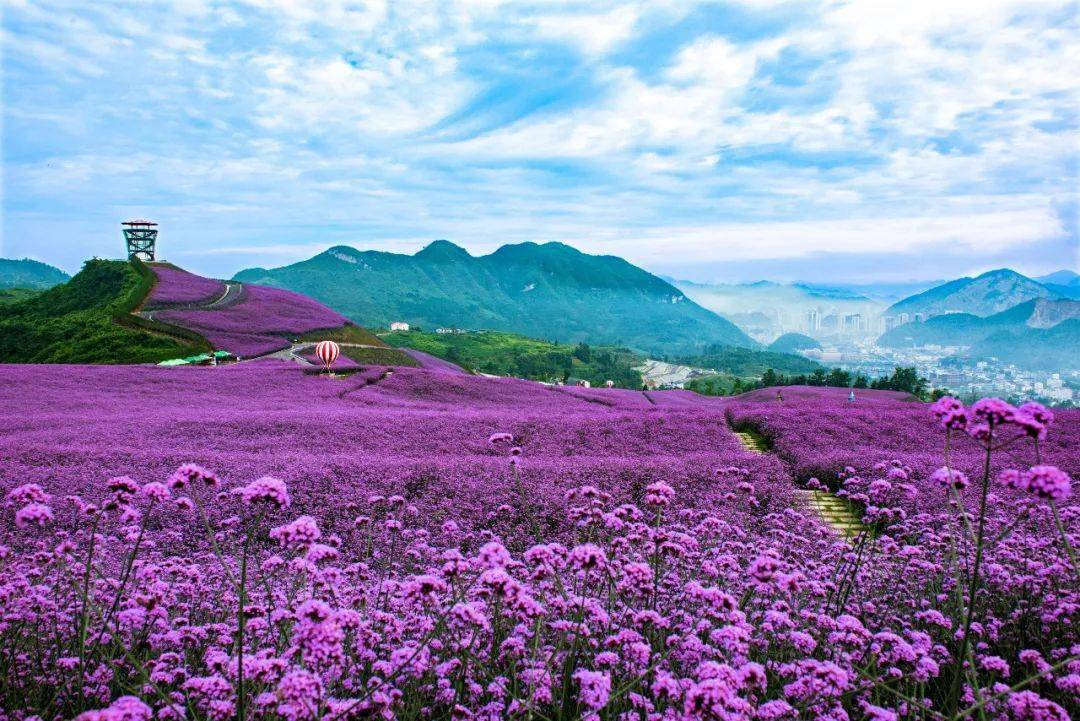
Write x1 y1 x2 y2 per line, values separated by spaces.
886 268 1059 318
143 262 408 363
1037 269 1080 300
233 240 755 354
962 319 1080 371
878 298 1080 370
385 329 643 387
0 257 70 289
768 332 822 353
0 259 205 363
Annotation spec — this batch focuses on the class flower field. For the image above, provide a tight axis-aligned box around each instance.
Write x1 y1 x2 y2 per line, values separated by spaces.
144 266 226 308
147 268 354 358
0 364 1076 720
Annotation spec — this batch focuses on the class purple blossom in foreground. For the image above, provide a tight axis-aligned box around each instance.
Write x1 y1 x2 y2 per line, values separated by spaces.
236 476 291 509
0 366 1076 719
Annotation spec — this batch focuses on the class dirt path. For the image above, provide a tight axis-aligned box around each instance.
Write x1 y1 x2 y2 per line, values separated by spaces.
729 423 865 539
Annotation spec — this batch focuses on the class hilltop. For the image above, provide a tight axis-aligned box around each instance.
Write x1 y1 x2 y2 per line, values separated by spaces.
0 259 205 363
886 268 1060 318
0 258 404 366
768 332 822 353
0 257 70 290
234 240 755 354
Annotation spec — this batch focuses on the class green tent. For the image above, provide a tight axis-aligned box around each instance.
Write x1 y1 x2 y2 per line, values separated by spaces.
157 358 189 367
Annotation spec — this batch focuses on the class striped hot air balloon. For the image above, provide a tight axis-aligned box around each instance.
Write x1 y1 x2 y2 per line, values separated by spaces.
315 340 340 372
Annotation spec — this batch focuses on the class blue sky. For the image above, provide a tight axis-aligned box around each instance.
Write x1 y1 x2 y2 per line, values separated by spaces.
2 0 1077 283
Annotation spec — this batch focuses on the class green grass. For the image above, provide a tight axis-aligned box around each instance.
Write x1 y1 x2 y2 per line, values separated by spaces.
340 346 419 367
0 259 205 364
384 330 644 387
297 324 386 347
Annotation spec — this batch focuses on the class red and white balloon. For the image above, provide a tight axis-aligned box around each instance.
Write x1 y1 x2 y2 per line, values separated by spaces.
315 340 340 372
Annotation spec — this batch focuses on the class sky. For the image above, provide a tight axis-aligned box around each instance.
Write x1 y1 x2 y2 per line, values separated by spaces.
1 0 1077 284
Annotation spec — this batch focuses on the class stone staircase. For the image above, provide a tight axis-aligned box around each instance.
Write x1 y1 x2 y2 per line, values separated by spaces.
731 424 865 539
792 489 865 538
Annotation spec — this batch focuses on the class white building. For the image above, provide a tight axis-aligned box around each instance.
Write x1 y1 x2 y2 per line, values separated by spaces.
389 321 410 332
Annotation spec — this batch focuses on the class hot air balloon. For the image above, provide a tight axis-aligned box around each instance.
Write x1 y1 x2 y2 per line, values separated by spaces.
315 340 340 373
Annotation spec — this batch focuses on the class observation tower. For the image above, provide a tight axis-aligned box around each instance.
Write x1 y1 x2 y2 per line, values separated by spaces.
122 220 158 261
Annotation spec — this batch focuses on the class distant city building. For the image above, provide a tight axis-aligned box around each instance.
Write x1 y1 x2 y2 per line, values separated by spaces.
389 321 410 332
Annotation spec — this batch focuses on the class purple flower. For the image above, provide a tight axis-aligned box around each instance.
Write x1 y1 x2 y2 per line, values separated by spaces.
6 483 50 505
573 669 611 711
931 467 969 490
1007 691 1069 721
140 482 171 502
970 397 1017 425
644 481 675 507
269 515 321 546
74 696 152 721
15 502 53 529
1019 466 1072 502
569 543 608 571
236 476 290 509
931 396 968 430
168 463 220 489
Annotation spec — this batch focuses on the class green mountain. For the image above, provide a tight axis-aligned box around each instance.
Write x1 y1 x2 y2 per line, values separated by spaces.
234 241 756 354
878 299 1080 371
768 332 822 353
963 320 1079 371
0 259 207 364
886 269 1060 318
0 258 70 290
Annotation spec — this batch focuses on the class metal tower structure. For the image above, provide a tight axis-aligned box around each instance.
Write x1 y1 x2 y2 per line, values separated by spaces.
122 220 158 261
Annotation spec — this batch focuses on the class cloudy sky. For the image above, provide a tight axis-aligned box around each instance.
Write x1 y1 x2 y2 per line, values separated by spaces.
2 0 1077 283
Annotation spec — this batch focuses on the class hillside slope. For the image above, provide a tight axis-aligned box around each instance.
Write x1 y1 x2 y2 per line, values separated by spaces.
144 263 401 361
234 240 756 354
878 299 1080 370
0 257 70 289
0 259 204 363
887 269 1059 317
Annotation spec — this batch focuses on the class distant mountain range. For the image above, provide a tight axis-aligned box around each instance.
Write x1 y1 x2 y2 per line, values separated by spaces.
886 269 1067 317
0 258 70 290
234 241 755 354
1036 269 1080 299
878 298 1080 371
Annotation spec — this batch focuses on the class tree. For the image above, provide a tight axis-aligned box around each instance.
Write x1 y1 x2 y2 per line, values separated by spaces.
762 368 779 387
827 368 852 387
572 342 592 363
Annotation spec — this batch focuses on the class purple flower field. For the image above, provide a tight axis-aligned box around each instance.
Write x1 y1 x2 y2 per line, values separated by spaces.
144 265 227 307
151 272 351 357
0 364 1076 720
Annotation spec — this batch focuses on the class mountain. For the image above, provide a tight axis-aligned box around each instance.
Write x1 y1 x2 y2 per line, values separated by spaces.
886 269 1060 318
769 332 822 353
0 258 70 289
877 298 1080 371
234 241 756 354
1037 269 1080 300
963 319 1079 371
